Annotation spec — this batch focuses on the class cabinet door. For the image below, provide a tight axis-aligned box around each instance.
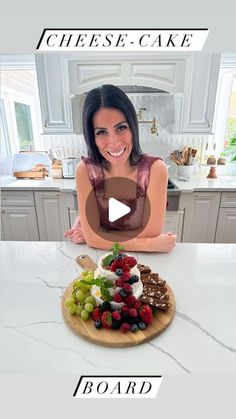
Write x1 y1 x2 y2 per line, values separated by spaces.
180 54 221 133
182 192 221 243
162 210 184 242
35 54 73 133
215 208 236 243
34 192 68 241
1 207 39 241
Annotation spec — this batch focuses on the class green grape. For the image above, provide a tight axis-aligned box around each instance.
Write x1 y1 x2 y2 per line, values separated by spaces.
81 309 90 321
82 271 87 277
84 292 91 299
84 303 94 313
68 303 77 314
84 295 95 305
74 280 81 288
76 305 83 316
76 289 85 302
65 297 75 307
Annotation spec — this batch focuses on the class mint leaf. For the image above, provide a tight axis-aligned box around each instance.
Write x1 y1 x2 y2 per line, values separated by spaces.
101 286 112 302
102 254 115 266
112 242 125 256
103 280 114 288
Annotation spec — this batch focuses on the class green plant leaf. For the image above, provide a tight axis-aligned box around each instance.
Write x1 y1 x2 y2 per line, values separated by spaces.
102 254 115 266
100 286 112 301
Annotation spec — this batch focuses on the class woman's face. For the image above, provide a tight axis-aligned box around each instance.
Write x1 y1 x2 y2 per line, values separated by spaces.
92 107 132 165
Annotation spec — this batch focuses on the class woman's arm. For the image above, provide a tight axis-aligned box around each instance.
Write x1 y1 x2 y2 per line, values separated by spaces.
76 161 176 252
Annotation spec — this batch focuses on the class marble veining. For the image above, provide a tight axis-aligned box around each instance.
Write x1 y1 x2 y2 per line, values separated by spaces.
0 241 236 374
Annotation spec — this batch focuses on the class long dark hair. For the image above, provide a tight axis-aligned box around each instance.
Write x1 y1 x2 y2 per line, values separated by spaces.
82 84 143 168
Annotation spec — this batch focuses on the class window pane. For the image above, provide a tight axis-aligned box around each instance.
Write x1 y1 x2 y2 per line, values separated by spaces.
225 78 236 143
14 102 34 150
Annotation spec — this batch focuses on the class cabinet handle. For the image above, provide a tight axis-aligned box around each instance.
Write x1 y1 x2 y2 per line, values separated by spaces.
44 120 48 128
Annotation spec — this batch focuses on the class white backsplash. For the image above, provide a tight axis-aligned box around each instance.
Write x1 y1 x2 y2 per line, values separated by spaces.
38 94 213 168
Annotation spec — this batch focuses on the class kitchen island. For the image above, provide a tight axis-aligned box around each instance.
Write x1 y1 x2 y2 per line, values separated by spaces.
0 241 236 375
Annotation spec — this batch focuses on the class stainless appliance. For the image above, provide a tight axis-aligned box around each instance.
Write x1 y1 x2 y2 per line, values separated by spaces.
62 157 80 178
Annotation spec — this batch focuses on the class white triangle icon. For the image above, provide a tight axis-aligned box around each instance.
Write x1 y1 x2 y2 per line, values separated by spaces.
108 197 131 222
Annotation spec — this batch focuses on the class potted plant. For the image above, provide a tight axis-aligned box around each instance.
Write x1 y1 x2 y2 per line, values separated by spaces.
221 135 236 162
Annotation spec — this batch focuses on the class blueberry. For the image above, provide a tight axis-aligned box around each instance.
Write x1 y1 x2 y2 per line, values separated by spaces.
130 324 139 333
138 322 146 330
115 268 123 276
119 289 128 298
131 275 139 283
115 254 124 260
112 319 121 330
94 320 102 329
100 301 112 312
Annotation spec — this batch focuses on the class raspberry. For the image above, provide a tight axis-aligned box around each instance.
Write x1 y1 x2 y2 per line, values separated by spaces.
112 311 121 321
113 292 123 303
139 304 153 325
129 308 138 317
123 283 133 294
124 295 137 307
125 256 137 268
120 323 130 333
122 271 131 282
101 311 112 328
122 263 131 272
92 308 101 321
134 299 141 310
121 305 129 312
116 278 124 287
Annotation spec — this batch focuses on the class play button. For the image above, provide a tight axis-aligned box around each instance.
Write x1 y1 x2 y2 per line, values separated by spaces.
85 177 151 242
108 197 131 222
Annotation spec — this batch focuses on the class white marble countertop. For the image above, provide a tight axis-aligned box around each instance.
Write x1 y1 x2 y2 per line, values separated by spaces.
0 241 236 375
171 175 236 192
1 174 236 193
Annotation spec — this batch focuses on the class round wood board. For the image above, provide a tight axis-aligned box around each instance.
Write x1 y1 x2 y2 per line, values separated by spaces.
61 280 176 348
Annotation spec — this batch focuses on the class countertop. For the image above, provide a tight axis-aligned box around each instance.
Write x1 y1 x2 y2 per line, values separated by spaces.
0 241 236 374
171 175 236 192
1 174 236 193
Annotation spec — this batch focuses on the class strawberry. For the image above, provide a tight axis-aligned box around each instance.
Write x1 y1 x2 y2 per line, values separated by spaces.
92 307 101 321
101 311 112 329
139 304 153 325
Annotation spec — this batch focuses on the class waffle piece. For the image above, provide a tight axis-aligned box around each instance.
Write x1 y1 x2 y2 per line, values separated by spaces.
137 264 151 274
141 295 171 311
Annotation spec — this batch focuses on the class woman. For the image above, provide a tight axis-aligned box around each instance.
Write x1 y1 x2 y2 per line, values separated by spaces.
65 84 176 252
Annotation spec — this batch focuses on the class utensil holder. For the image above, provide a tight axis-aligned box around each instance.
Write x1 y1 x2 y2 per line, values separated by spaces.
177 165 194 180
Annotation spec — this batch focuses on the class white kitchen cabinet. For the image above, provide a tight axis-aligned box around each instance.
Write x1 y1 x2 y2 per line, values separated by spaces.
162 210 184 242
35 54 73 133
69 56 186 95
180 54 221 133
34 191 68 241
215 208 236 243
1 192 39 241
215 192 236 243
180 192 221 243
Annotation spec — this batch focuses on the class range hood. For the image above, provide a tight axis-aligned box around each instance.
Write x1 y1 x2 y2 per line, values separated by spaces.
114 85 169 94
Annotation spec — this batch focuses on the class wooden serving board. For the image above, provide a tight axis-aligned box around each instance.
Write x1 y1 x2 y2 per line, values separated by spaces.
61 255 176 348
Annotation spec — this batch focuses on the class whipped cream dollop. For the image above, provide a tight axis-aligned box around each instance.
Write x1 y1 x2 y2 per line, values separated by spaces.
90 253 143 309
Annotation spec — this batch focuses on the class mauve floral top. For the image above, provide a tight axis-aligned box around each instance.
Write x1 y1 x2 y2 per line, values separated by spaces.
77 154 162 232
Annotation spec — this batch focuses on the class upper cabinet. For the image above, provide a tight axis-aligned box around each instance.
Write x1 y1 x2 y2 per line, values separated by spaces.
35 52 221 135
35 54 73 133
179 54 221 133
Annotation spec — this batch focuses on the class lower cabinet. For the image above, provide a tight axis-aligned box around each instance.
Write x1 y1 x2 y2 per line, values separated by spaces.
215 193 236 243
162 210 184 242
1 206 39 241
34 191 69 241
180 192 221 243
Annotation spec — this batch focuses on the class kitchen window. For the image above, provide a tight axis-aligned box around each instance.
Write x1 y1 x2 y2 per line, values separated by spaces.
0 56 43 160
213 54 236 158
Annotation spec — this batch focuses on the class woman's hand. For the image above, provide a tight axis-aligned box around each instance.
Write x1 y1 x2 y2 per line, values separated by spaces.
147 233 177 252
64 227 86 244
